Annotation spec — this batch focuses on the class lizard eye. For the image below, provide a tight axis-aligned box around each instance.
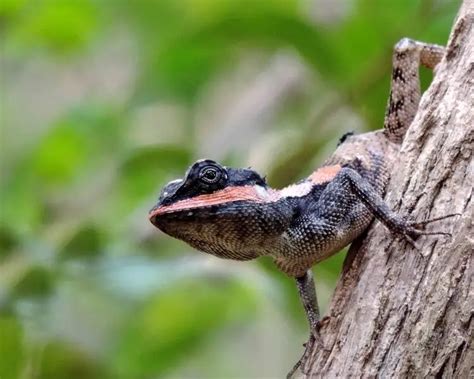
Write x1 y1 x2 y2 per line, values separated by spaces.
199 166 222 184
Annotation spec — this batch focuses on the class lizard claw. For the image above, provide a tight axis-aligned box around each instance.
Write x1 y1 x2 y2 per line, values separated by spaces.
287 334 315 379
408 213 461 229
398 213 461 254
403 213 460 242
287 320 329 379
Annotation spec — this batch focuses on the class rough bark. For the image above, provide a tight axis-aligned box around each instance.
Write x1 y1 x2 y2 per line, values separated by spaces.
303 2 474 378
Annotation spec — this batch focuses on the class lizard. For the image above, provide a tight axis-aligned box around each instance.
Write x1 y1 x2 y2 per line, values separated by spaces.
148 38 453 377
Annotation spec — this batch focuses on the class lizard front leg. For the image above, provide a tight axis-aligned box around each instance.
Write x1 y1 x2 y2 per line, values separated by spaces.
296 270 320 333
283 173 371 378
336 167 454 247
287 270 321 379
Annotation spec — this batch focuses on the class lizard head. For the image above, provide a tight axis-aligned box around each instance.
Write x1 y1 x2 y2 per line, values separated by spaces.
148 159 291 260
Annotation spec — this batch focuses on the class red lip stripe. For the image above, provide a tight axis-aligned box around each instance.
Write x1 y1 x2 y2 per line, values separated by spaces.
309 164 341 184
149 185 278 217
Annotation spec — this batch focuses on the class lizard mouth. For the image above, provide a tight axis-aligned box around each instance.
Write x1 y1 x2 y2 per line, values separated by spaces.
148 204 182 219
148 205 202 229
148 205 166 228
148 212 159 227
148 206 170 228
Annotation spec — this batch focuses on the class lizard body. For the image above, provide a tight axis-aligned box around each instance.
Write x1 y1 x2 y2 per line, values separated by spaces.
148 39 448 376
151 131 396 277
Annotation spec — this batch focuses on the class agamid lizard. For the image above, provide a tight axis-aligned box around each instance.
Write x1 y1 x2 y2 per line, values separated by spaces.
148 39 455 377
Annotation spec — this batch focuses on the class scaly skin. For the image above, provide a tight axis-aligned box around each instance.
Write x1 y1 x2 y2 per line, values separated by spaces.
148 39 447 377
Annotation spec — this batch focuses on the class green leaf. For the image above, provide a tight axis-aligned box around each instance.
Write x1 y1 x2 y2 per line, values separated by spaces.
31 105 125 187
0 316 24 379
10 0 98 53
59 225 104 261
113 279 256 377
137 39 226 103
12 266 54 299
0 105 125 234
135 6 336 102
0 0 26 20
33 123 89 185
38 341 108 379
0 225 19 260
0 169 44 233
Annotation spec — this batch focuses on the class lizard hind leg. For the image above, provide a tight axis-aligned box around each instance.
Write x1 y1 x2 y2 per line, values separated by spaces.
384 38 445 143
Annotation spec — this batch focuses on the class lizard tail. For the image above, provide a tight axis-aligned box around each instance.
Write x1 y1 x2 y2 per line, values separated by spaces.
383 38 445 143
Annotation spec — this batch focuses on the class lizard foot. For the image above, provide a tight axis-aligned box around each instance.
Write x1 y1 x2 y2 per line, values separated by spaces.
286 333 318 379
287 320 329 379
401 213 461 250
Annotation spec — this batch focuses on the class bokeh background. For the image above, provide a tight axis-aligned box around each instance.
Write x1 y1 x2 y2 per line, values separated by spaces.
0 0 458 378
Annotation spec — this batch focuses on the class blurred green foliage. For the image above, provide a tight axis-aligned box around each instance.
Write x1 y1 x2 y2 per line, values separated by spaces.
1 0 458 378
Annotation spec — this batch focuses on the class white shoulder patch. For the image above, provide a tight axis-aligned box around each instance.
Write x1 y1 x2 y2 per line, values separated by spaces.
254 184 281 201
279 181 313 198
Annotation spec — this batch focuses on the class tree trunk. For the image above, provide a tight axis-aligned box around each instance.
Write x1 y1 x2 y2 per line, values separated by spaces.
303 2 474 377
